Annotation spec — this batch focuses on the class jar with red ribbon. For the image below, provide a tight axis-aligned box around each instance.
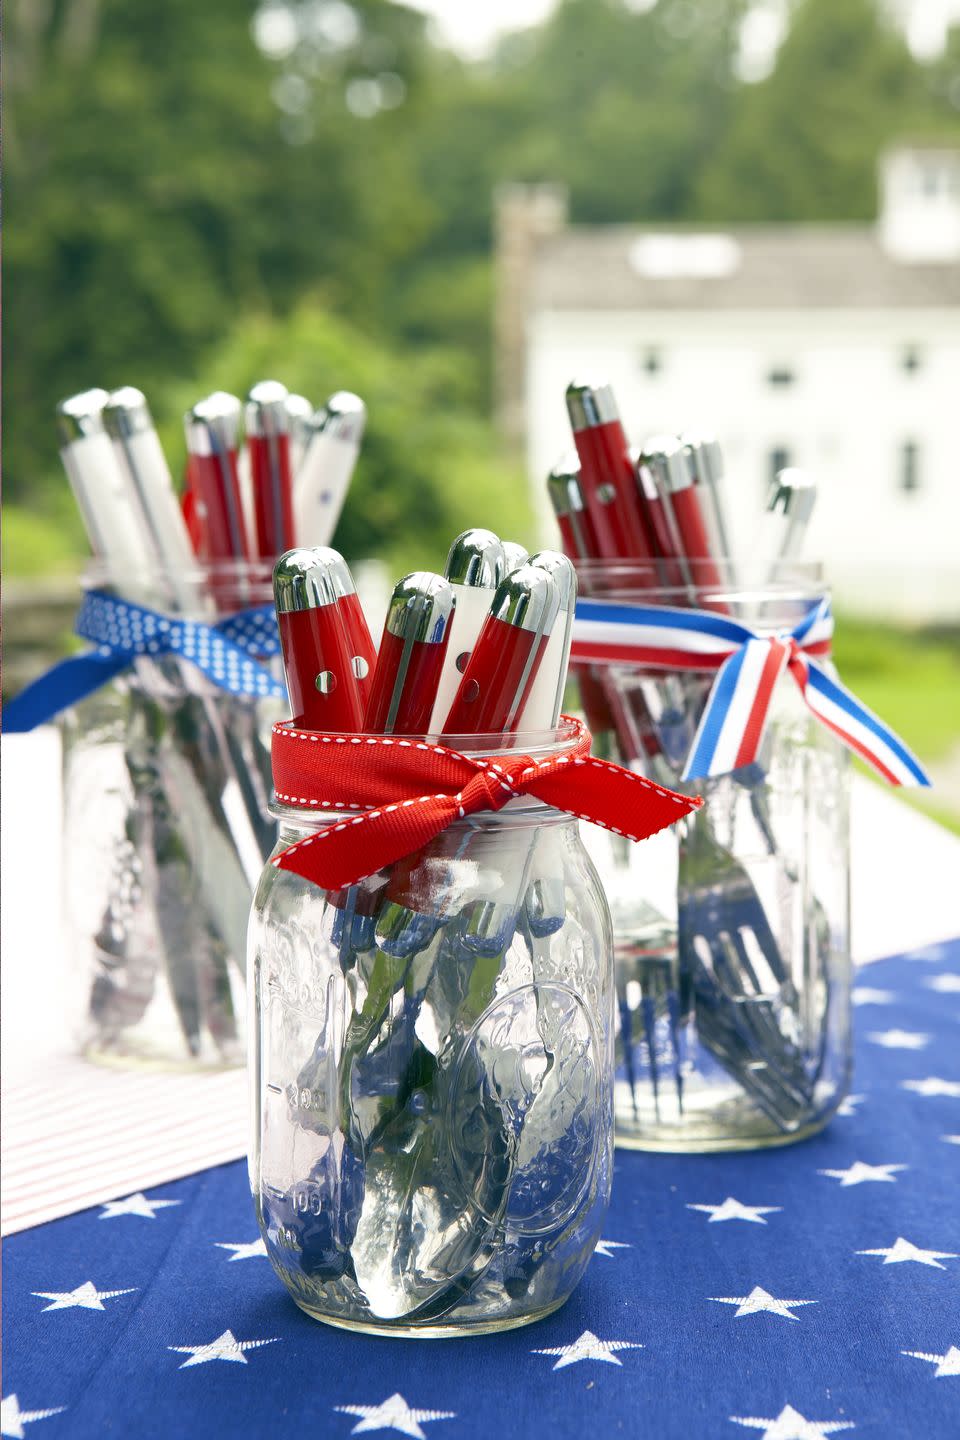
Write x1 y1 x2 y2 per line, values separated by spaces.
574 562 859 1152
248 719 670 1335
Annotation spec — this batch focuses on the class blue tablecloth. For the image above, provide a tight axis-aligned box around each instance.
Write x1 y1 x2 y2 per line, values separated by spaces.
5 939 959 1440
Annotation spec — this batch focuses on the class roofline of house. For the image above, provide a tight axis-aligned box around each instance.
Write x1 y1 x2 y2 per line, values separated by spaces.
546 220 887 241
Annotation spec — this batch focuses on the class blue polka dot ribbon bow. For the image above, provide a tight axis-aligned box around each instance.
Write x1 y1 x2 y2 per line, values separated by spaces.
4 590 286 732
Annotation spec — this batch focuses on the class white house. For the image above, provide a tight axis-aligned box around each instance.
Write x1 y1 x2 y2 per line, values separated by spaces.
495 146 960 622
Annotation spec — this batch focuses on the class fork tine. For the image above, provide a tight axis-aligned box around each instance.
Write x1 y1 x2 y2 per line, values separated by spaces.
641 988 661 1116
724 929 806 1073
665 984 684 1112
744 894 792 990
694 933 812 1126
718 930 809 1093
617 987 640 1119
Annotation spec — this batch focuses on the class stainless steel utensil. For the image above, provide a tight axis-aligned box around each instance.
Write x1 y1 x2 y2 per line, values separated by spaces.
677 801 813 1130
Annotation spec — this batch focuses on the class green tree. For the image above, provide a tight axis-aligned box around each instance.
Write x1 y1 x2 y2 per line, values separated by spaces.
6 0 960 580
402 0 746 251
4 0 435 501
385 0 747 410
694 0 959 220
153 301 532 572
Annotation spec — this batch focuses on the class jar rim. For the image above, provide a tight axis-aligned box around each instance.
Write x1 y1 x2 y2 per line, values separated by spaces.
80 558 275 613
81 557 274 596
270 794 576 830
572 558 826 607
273 714 583 758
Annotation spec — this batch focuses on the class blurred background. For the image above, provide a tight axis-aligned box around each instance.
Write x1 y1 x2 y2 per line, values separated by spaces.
4 0 959 823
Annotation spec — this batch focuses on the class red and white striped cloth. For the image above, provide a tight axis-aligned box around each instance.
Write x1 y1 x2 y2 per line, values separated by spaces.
1 1058 247 1235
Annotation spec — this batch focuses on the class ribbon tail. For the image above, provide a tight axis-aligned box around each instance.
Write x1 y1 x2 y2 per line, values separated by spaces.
2 651 130 732
795 656 931 787
528 757 701 842
681 637 791 782
272 792 462 890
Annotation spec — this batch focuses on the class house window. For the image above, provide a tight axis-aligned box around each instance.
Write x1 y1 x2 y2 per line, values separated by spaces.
640 347 663 376
769 446 791 482
902 345 923 374
900 440 920 493
767 366 795 387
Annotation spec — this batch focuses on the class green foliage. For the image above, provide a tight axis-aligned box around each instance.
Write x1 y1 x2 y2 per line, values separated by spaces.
4 0 438 497
833 614 960 833
2 494 86 579
695 0 956 220
153 301 532 571
832 616 960 765
5 0 960 579
407 0 746 249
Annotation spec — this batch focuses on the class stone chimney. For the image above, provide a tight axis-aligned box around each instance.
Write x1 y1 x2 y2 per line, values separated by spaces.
493 183 569 447
878 144 960 263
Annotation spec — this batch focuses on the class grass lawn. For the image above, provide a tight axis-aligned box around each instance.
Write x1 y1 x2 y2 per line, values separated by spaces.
832 615 960 835
3 498 86 579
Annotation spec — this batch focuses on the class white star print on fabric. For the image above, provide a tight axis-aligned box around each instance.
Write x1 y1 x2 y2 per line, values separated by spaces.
688 1197 782 1224
335 1394 456 1437
852 988 895 1006
901 1077 960 1098
909 944 946 962
532 1329 643 1369
1 1396 66 1439
925 974 960 994
817 1161 906 1187
99 1193 181 1220
902 1345 960 1378
866 1029 929 1050
32 1281 136 1313
168 1329 278 1368
942 1135 960 1145
214 1239 268 1261
835 1094 865 1118
857 1236 958 1269
710 1287 817 1321
729 1403 855 1437
594 1239 631 1258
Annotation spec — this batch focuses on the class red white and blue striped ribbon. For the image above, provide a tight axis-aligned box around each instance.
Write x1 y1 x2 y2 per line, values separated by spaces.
571 596 930 787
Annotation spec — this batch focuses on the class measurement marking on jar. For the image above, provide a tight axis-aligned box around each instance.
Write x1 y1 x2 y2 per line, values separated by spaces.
291 1187 324 1216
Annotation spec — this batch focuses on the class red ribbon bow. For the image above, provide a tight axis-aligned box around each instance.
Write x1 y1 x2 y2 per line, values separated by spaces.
271 716 701 891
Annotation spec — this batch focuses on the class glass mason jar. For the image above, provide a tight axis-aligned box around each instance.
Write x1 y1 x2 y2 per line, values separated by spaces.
60 562 282 1068
249 725 615 1337
575 562 851 1152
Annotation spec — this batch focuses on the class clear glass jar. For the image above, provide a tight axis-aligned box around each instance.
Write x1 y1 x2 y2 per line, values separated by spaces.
575 563 851 1152
60 562 281 1068
248 726 615 1336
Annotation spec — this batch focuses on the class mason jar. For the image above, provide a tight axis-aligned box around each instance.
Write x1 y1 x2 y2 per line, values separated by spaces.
60 561 281 1068
575 562 851 1152
248 724 615 1336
